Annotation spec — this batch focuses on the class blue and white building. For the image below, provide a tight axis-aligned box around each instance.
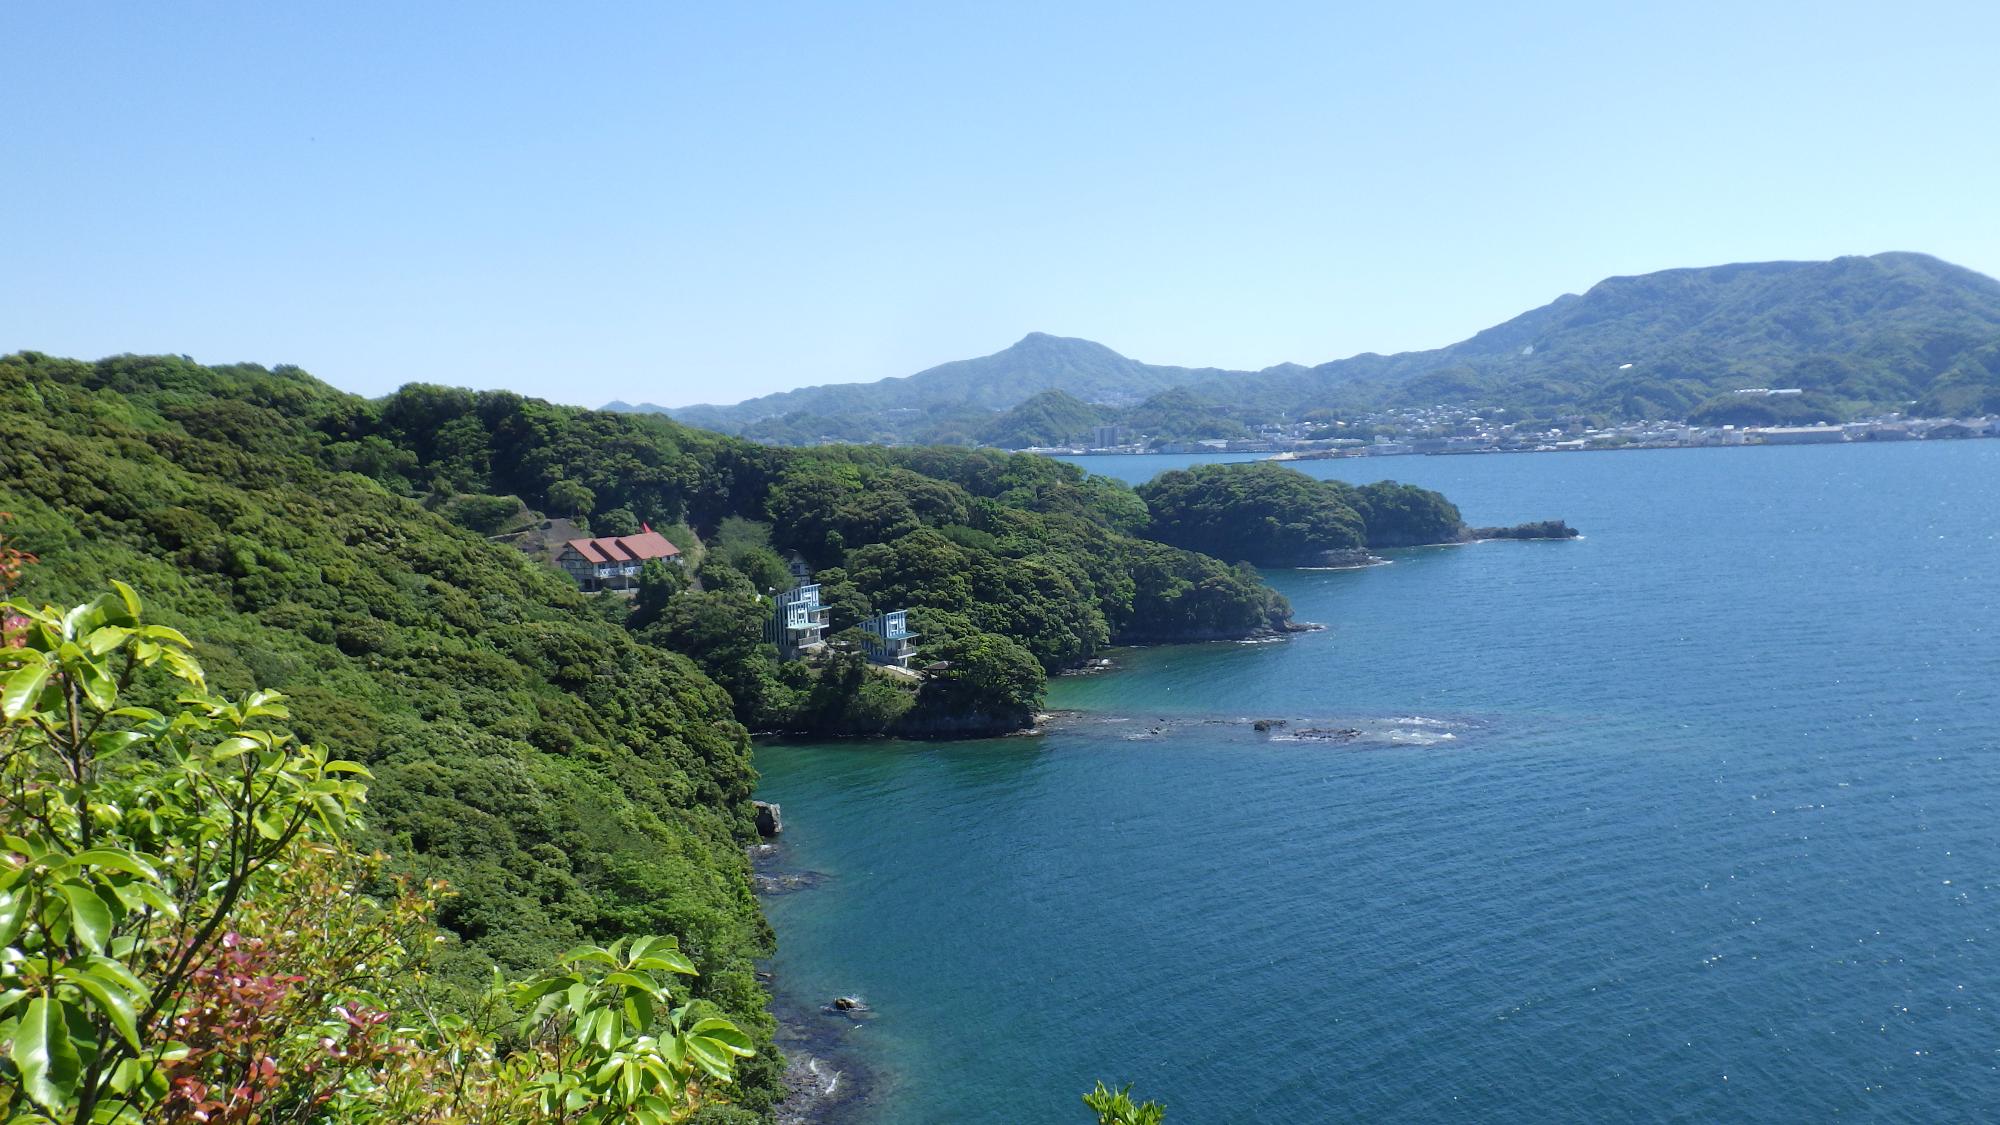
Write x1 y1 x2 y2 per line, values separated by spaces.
766 583 831 659
860 609 919 668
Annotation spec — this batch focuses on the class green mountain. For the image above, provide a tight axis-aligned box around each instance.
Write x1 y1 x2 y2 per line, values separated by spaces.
656 332 1275 441
977 388 1106 448
629 253 2000 443
1220 250 2000 420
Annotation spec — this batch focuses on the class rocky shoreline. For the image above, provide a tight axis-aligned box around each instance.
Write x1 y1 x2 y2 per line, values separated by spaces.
768 988 876 1125
750 838 881 1125
1303 522 1580 568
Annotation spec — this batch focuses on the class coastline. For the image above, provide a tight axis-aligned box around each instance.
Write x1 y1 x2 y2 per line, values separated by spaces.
752 840 882 1125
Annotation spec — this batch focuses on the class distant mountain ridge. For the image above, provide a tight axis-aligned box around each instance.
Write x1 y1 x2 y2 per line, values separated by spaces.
661 332 1273 431
613 253 2000 443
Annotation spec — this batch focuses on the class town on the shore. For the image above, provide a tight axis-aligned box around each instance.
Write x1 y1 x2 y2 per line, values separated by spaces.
1021 398 2000 459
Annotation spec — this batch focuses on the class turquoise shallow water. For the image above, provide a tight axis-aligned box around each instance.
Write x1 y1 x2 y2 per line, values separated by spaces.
755 442 2000 1123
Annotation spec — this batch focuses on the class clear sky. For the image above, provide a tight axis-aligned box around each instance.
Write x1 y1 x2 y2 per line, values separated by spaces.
5 1 1998 409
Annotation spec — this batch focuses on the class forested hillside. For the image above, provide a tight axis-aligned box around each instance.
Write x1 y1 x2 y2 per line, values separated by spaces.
0 353 790 1108
1224 250 2000 421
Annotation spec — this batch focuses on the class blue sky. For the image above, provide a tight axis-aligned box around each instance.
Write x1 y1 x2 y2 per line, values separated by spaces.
4 1 1997 408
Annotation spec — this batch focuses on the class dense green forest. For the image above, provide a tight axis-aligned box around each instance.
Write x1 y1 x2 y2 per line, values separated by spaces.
638 253 2000 444
1136 463 1470 566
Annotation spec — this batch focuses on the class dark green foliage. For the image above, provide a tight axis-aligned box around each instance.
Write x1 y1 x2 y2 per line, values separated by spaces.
628 558 687 629
1121 387 1252 443
979 388 1104 448
1917 340 2000 416
902 632 1044 735
595 505 642 536
785 646 917 737
706 517 793 594
0 352 783 1113
1351 481 1465 548
1138 463 1471 563
1137 463 1366 565
639 587 795 730
1120 544 1289 640
809 567 873 632
438 492 528 535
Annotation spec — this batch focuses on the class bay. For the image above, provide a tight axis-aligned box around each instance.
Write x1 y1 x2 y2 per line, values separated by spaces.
755 441 2000 1122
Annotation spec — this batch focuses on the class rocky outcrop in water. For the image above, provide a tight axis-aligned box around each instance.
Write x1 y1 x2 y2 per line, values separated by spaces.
1468 520 1580 541
754 870 827 895
1308 548 1387 568
754 800 783 836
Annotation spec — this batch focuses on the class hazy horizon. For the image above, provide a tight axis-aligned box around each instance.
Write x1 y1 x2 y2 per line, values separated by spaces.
6 2 1999 409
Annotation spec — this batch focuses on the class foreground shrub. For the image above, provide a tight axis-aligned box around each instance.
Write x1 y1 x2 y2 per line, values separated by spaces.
0 585 752 1123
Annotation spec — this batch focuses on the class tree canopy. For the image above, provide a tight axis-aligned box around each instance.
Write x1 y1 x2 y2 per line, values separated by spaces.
1136 463 1468 564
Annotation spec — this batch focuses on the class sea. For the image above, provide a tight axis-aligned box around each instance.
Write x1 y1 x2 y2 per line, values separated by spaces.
753 441 2000 1123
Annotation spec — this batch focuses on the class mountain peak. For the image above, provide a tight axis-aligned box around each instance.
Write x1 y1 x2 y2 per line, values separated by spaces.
1005 331 1120 356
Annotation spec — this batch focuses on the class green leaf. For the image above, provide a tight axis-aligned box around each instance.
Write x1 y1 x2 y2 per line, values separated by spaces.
0 892 26 948
601 971 660 995
83 626 133 657
59 849 162 883
683 1033 736 1080
1 660 51 721
58 966 141 1050
57 884 113 954
77 663 118 711
107 580 142 623
560 944 620 968
109 880 176 917
157 647 203 688
61 603 98 641
209 735 261 761
79 956 146 997
10 997 82 1111
688 1018 755 1055
138 625 192 647
632 947 698 976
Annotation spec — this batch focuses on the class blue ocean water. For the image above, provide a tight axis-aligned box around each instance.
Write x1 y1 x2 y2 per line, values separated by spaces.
754 442 2000 1123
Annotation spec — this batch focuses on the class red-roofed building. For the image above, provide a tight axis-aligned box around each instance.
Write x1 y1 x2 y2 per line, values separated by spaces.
557 529 682 591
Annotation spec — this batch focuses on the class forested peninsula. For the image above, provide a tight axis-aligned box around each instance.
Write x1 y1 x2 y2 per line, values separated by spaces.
1137 461 1575 567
